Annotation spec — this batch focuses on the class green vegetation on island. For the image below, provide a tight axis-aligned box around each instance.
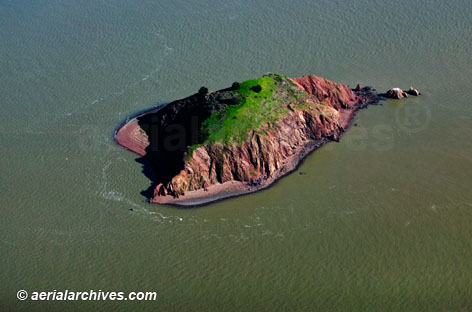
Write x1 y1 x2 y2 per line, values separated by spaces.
195 74 311 148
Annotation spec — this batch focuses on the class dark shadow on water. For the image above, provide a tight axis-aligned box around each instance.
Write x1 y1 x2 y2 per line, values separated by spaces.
136 157 158 199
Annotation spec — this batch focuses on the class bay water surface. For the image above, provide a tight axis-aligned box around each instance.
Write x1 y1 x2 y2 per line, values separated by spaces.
1 0 472 311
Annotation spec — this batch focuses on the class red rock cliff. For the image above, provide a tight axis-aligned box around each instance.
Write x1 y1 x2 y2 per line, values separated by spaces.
291 75 359 110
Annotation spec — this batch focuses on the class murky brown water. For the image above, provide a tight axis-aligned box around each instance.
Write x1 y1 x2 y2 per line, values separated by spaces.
1 0 471 310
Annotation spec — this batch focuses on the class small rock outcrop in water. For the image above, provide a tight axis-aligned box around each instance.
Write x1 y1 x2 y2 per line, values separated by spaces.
115 73 382 206
407 87 420 96
385 87 421 99
386 88 409 99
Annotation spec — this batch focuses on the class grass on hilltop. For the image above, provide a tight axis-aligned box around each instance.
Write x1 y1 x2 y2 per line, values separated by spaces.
186 74 314 157
201 74 288 144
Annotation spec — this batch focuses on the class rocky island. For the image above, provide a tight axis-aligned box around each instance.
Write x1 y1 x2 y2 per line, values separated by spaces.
115 73 408 206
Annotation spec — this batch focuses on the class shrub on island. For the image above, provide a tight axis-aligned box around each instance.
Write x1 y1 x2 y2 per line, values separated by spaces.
198 86 208 95
250 85 262 93
231 82 240 90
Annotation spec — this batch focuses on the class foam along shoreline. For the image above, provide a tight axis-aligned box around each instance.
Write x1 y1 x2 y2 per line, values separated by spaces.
114 74 379 206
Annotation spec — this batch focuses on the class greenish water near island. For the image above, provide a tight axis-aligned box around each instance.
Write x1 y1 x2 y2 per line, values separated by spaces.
1 0 471 311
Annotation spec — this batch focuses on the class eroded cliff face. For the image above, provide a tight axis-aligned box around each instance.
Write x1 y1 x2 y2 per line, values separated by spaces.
291 75 360 109
152 75 363 201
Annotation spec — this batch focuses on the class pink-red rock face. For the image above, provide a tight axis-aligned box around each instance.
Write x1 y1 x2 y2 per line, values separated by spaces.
291 75 360 110
152 75 362 200
154 107 341 199
115 121 148 157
